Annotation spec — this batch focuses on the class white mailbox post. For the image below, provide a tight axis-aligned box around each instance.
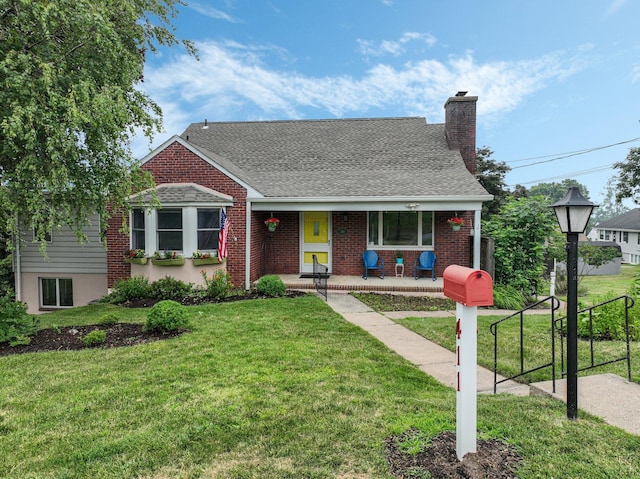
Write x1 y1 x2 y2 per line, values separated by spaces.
443 265 494 461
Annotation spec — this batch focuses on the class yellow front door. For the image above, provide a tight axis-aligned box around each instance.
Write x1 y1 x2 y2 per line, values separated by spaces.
301 211 330 273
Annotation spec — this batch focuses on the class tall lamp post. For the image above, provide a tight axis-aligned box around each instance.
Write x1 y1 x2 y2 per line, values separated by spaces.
551 187 596 420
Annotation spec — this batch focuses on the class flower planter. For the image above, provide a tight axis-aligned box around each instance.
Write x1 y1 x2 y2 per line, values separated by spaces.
267 223 277 232
125 257 148 265
396 258 403 264
151 258 185 266
192 257 221 266
451 225 461 232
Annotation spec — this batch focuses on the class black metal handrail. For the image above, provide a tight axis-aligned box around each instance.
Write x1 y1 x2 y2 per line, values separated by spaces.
312 254 329 300
490 296 561 393
554 295 634 381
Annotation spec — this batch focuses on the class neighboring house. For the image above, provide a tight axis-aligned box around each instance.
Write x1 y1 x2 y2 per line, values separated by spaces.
587 208 640 264
15 92 493 313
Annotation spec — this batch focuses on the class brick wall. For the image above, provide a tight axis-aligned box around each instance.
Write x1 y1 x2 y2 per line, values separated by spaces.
106 141 248 288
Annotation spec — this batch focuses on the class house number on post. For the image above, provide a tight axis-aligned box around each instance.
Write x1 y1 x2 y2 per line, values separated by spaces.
443 265 493 461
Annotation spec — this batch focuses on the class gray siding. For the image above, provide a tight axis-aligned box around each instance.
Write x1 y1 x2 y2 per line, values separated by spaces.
18 218 107 274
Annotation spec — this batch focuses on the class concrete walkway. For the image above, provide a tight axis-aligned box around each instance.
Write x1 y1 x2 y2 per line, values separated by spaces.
325 292 640 435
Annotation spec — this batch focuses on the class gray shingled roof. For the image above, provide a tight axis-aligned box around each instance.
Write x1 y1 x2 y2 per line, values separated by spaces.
596 208 640 231
129 183 233 205
180 117 490 199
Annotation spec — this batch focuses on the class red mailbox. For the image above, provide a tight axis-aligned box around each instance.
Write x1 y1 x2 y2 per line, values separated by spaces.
443 265 493 306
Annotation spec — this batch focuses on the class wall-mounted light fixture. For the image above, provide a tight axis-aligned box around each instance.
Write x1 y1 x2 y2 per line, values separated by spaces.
406 203 419 210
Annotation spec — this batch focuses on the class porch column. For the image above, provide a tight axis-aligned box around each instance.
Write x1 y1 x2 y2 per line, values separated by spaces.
245 199 252 290
473 210 481 270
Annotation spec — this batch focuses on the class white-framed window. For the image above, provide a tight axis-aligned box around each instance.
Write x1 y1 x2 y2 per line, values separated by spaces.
197 208 221 250
157 208 183 251
623 232 629 243
132 208 146 250
367 211 433 247
604 230 611 241
599 229 605 240
40 278 73 308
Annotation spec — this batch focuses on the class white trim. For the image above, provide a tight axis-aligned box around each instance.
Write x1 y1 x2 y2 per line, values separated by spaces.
245 199 252 290
251 197 487 212
473 210 481 269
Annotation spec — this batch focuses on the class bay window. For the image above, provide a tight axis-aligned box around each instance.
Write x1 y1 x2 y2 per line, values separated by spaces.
131 207 223 256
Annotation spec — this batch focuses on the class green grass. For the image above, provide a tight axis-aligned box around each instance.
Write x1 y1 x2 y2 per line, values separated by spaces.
578 264 640 303
1 295 640 477
395 313 640 384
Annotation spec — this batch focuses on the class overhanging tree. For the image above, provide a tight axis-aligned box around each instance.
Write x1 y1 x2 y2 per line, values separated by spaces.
482 195 563 294
614 147 640 204
475 147 511 217
0 0 195 246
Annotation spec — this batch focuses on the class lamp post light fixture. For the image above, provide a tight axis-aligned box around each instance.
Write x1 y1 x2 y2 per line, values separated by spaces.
550 187 596 420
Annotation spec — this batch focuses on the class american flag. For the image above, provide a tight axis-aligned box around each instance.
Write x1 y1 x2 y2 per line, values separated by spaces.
218 209 228 259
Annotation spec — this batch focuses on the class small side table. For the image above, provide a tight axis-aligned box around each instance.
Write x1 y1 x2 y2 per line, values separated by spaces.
395 263 404 278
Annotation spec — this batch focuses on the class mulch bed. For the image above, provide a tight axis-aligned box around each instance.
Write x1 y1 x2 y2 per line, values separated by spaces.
385 429 522 478
0 323 186 356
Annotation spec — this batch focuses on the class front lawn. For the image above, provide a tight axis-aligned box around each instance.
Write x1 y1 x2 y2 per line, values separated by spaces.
394 313 640 385
1 295 639 478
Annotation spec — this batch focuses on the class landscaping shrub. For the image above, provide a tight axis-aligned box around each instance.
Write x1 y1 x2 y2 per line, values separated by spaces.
578 293 638 341
0 296 39 346
82 330 107 347
149 276 193 301
146 300 189 333
492 283 527 310
256 275 286 297
98 313 119 326
200 270 233 300
106 276 150 303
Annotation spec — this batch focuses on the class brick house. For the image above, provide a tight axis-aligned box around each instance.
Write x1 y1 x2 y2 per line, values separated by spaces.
108 90 490 289
15 92 492 312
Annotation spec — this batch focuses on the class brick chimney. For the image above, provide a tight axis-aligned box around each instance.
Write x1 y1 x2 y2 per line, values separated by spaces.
444 91 478 174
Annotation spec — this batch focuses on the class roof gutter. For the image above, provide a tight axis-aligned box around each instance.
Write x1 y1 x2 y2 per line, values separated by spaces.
249 195 493 212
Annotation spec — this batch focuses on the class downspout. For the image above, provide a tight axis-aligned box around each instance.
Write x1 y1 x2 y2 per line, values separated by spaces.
473 210 481 270
245 199 252 290
14 224 22 301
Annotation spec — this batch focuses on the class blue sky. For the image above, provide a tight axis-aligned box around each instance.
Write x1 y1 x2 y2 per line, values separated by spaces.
138 0 640 205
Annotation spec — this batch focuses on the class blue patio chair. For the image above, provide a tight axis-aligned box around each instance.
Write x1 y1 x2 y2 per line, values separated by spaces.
362 250 384 279
414 251 436 280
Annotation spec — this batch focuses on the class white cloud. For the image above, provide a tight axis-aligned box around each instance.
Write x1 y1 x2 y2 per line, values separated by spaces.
631 65 640 83
138 41 586 154
189 2 238 23
604 0 628 18
357 32 437 57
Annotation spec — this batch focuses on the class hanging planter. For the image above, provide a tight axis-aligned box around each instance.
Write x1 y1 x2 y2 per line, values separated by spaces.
265 217 280 232
448 217 464 231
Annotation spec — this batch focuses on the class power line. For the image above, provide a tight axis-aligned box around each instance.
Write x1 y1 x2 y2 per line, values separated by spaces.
503 137 640 169
507 164 615 186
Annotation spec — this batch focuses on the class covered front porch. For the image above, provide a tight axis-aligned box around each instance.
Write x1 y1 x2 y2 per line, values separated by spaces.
276 273 444 294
